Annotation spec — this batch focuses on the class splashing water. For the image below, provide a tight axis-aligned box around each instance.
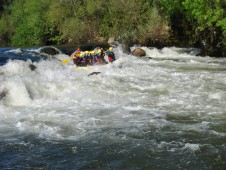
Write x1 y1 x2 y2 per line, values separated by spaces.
0 46 226 169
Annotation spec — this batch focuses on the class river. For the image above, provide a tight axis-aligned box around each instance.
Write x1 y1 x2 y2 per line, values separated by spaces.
0 45 226 169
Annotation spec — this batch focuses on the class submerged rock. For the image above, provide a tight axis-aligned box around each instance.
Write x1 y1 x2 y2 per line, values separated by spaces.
108 37 115 45
0 89 7 100
122 44 131 54
29 64 36 71
39 46 60 55
88 72 101 76
132 48 146 57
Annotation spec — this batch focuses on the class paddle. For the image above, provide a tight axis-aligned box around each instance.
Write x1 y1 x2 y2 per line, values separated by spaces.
61 59 71 64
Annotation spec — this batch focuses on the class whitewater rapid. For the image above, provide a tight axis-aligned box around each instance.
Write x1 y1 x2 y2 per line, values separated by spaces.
0 46 226 169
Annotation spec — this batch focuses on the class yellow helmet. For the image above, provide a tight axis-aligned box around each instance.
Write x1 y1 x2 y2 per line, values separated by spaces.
109 47 113 51
90 51 95 54
79 53 83 57
85 51 89 54
98 49 101 53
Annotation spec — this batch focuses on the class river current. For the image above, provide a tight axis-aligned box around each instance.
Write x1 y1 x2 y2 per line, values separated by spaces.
0 46 226 169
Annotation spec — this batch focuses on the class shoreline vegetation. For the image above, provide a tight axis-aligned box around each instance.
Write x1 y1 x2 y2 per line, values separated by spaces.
0 0 225 57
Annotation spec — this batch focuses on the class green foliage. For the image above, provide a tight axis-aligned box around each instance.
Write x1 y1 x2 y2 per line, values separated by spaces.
0 0 13 44
0 0 224 50
99 0 169 44
217 18 226 31
9 0 52 46
61 17 85 43
0 14 7 36
138 7 170 44
155 0 181 15
182 0 225 31
0 0 170 45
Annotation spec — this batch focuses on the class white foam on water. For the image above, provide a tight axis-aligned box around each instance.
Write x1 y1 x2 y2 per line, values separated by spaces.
1 77 32 106
6 48 23 54
184 143 200 151
0 46 226 142
2 60 33 75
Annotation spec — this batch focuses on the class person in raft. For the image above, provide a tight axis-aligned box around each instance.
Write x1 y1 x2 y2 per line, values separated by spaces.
106 47 116 62
71 48 81 65
83 51 90 65
97 48 107 63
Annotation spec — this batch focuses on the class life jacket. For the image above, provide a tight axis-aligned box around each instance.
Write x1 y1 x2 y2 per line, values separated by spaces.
71 51 81 60
108 56 113 62
71 53 77 60
92 54 98 63
108 51 115 62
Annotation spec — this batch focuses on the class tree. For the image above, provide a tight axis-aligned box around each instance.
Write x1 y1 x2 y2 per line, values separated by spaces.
9 0 52 46
155 0 225 55
181 0 226 55
100 0 169 45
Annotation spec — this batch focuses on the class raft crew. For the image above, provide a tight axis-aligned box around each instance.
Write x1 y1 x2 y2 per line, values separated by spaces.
106 47 115 62
83 51 90 65
70 47 115 66
97 48 107 63
71 48 81 65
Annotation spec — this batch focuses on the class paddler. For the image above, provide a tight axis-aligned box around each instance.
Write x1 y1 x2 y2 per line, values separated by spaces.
106 47 115 62
90 50 97 64
83 51 90 66
97 48 106 63
71 47 81 65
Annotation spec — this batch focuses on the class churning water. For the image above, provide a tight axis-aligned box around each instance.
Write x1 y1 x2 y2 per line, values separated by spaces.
0 46 226 169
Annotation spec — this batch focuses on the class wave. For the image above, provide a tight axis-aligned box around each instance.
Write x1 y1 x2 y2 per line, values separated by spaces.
0 46 68 66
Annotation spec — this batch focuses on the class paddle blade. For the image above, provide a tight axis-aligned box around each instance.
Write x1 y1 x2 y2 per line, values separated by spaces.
62 59 70 64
